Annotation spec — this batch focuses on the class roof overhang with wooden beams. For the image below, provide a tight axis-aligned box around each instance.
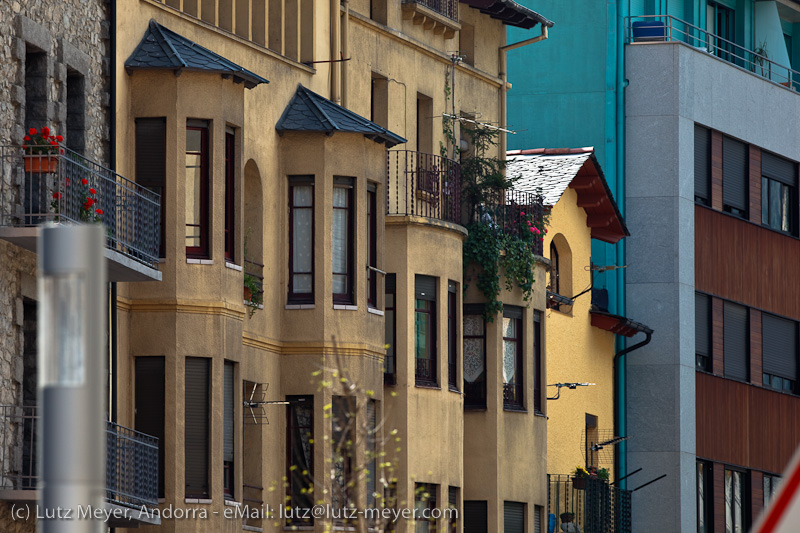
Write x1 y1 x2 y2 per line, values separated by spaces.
589 309 653 338
506 147 629 244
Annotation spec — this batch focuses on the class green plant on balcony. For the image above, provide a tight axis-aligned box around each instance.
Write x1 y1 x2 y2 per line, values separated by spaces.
243 228 263 318
50 178 103 223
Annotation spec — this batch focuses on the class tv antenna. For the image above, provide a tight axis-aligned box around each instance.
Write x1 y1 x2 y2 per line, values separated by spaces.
243 383 305 424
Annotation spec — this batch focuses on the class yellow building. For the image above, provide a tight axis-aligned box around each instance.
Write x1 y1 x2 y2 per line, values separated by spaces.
507 147 650 529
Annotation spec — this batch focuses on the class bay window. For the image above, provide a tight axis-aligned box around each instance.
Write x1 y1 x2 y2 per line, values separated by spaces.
289 176 314 303
415 275 437 386
503 306 523 409
333 178 354 304
186 120 210 258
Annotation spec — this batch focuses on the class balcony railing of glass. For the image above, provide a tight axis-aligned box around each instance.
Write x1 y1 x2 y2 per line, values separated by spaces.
0 145 161 269
626 15 800 91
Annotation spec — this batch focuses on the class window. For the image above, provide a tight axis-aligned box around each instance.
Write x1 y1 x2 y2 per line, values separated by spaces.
415 275 437 386
762 313 798 393
723 301 749 382
503 307 524 409
696 461 713 533
135 117 167 258
65 69 86 153
185 357 210 498
460 23 475 67
367 184 378 308
764 474 780 507
186 120 210 258
332 396 354 513
448 281 458 391
415 483 438 532
548 235 572 310
333 178 354 304
289 176 314 303
464 501 488 533
722 136 748 218
534 505 543 533
370 0 388 24
416 93 433 155
708 2 735 63
225 127 236 261
504 501 525 533
385 274 396 384
223 361 235 499
761 152 797 235
585 413 598 467
549 241 560 296
135 357 165 498
696 293 712 372
242 381 263 529
534 310 543 413
695 125 711 205
448 487 459 532
371 73 389 127
367 400 378 510
287 395 314 525
463 305 487 409
724 468 749 533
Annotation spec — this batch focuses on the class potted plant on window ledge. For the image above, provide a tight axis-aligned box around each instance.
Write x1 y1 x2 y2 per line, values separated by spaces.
243 272 263 318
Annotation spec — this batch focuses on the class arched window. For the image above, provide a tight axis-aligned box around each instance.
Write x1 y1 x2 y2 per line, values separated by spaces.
549 234 572 311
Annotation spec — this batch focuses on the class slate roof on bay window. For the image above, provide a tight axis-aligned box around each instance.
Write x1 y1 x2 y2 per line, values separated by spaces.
125 20 268 89
276 85 407 148
506 147 629 244
460 0 554 29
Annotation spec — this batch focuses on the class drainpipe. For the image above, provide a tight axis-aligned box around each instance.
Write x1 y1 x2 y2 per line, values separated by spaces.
341 0 350 108
499 24 548 158
614 325 652 486
110 0 118 427
331 0 341 104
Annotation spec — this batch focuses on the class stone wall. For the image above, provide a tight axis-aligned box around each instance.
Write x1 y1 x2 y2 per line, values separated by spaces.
0 2 109 532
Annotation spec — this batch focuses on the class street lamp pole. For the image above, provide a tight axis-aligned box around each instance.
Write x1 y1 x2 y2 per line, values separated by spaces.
38 224 106 533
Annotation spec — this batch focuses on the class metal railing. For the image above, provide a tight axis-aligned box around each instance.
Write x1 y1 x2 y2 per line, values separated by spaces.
0 405 159 509
464 380 486 409
387 150 462 225
242 483 264 529
626 15 800 91
0 145 162 269
402 0 458 21
384 355 396 385
477 188 546 256
414 356 437 385
548 474 632 533
502 382 524 409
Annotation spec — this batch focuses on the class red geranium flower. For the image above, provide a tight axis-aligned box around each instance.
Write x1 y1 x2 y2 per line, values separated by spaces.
81 179 88 185
29 128 36 136
85 198 94 207
52 192 61 199
56 135 63 142
89 188 96 195
96 209 103 215
23 135 30 142
42 127 50 136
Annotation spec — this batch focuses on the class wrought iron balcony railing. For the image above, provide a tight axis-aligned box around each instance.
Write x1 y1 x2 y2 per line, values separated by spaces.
0 405 159 510
387 150 462 225
414 356 437 386
476 188 546 256
402 0 458 22
0 145 161 269
502 382 524 409
548 474 632 533
626 15 800 91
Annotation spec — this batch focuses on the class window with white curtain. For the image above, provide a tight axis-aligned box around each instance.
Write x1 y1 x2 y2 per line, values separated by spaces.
289 177 314 303
333 178 354 304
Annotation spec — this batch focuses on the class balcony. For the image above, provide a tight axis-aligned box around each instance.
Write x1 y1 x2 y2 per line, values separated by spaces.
0 146 162 282
401 0 460 38
388 150 462 226
626 15 800 91
0 405 160 527
548 474 632 533
477 188 546 256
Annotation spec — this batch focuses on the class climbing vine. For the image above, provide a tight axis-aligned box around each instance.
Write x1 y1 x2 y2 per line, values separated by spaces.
442 78 549 320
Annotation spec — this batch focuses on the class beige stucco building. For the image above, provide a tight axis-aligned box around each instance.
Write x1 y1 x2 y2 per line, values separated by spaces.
0 0 553 532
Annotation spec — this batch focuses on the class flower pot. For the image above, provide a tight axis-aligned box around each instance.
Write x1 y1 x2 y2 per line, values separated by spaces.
572 477 586 490
244 286 253 301
24 155 58 174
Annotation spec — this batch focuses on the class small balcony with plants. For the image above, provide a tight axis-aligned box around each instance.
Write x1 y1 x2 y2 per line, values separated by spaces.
387 149 462 225
0 127 162 282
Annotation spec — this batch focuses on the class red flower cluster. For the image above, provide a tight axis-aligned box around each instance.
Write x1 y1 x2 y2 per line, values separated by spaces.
23 126 63 155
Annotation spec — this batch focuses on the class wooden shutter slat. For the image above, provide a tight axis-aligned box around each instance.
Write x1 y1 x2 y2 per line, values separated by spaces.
504 501 525 533
415 275 436 301
135 118 166 187
762 314 798 379
722 136 748 212
723 302 748 381
695 125 710 202
503 305 523 320
135 356 165 498
224 362 234 462
762 152 797 186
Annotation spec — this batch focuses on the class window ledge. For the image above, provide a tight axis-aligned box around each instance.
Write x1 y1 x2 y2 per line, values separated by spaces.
415 382 441 390
184 498 212 504
244 300 265 309
334 304 358 311
226 262 243 271
187 258 213 265
503 406 528 413
534 410 546 417
285 304 315 310
225 500 241 507
368 307 385 316
448 387 461 394
464 406 487 411
243 526 263 532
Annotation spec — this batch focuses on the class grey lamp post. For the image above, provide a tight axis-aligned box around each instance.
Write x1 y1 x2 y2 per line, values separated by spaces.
38 224 106 533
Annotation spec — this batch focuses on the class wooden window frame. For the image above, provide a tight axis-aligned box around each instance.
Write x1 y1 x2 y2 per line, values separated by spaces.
448 282 458 391
463 306 487 409
186 121 210 259
333 179 355 305
185 357 210 498
415 276 437 387
367 185 378 308
385 274 396 384
286 395 314 525
502 309 524 410
533 310 543 414
288 177 315 304
224 128 236 262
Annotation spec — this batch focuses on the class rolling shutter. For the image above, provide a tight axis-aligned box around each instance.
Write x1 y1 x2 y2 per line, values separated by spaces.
464 501 488 533
415 275 436 301
385 273 396 294
135 356 165 498
185 357 210 497
722 136 748 213
135 118 166 257
723 302 749 381
695 125 710 203
762 152 797 186
534 505 542 533
224 362 234 463
762 314 798 380
503 305 523 320
504 501 525 533
696 293 711 358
